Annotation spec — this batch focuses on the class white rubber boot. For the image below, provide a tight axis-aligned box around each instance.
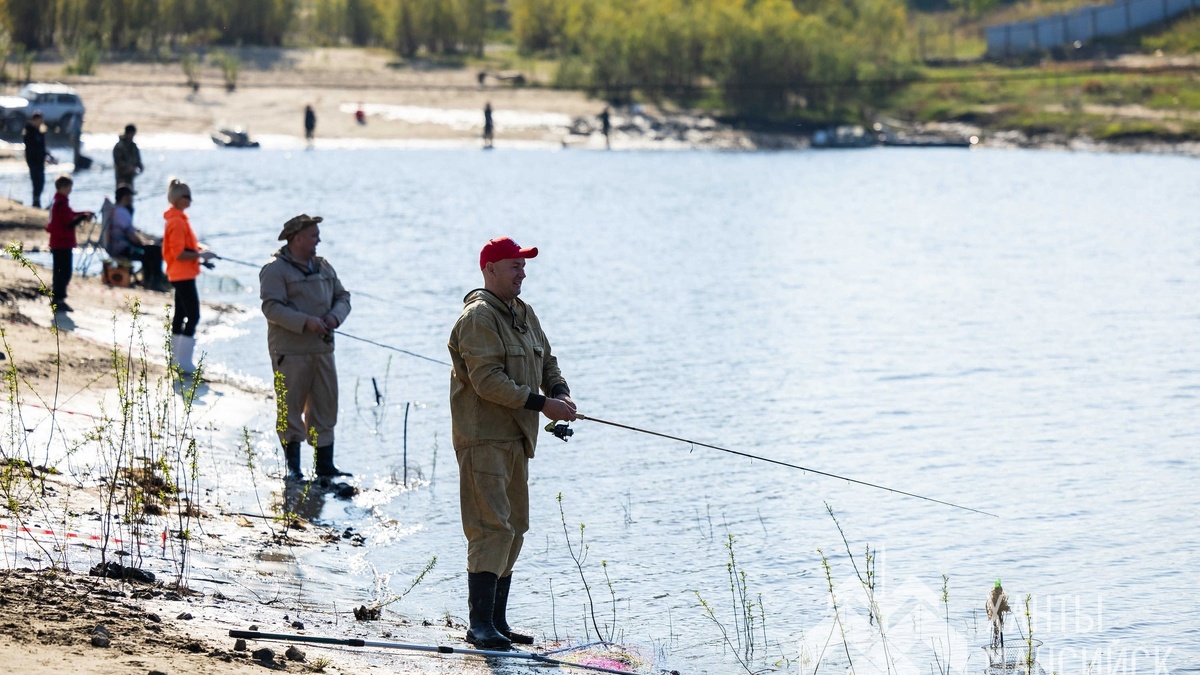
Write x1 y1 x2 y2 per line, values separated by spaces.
173 335 197 376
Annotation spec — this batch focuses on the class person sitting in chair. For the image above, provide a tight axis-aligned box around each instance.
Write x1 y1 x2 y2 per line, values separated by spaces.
106 184 167 290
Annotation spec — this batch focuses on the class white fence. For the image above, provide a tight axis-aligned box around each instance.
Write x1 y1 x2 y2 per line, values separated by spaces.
986 0 1200 56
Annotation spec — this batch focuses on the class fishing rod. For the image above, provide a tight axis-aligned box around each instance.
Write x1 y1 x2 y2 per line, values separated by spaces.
229 630 643 675
559 414 998 518
212 254 261 268
334 331 451 367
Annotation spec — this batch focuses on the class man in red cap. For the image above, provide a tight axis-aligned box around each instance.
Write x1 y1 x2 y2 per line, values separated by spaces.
447 236 577 650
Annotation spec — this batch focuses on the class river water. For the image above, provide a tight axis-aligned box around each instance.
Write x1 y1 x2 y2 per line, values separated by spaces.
5 143 1198 674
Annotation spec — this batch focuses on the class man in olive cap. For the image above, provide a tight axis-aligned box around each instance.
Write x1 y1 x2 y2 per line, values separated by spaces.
260 214 352 481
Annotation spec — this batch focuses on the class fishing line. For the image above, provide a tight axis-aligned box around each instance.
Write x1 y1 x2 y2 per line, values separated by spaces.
229 630 645 675
333 331 451 367
275 332 991 515
211 255 261 268
210 255 390 302
207 256 445 363
572 413 998 518
203 230 264 241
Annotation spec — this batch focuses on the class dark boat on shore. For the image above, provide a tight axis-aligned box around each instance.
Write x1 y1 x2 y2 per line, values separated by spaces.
212 127 260 149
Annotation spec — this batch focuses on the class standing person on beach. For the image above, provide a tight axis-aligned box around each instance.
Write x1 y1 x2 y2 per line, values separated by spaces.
260 214 353 481
45 174 93 312
304 105 317 147
23 111 50 208
599 106 611 149
162 179 214 376
447 237 577 650
113 124 144 190
483 102 494 149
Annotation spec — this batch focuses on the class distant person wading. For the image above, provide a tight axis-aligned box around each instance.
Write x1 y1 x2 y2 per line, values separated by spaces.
113 124 144 190
304 105 317 147
599 106 611 150
483 102 494 149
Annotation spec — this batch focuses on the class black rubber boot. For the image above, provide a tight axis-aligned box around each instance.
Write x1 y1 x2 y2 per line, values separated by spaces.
494 574 534 644
466 571 512 650
283 441 304 481
315 444 352 477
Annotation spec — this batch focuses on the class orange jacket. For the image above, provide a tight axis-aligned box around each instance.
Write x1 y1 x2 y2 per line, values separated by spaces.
162 206 200 282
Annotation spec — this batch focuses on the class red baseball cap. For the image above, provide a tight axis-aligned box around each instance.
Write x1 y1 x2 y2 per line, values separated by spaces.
479 237 538 270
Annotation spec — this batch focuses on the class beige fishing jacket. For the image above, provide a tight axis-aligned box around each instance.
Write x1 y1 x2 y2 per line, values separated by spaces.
260 246 351 357
448 289 569 457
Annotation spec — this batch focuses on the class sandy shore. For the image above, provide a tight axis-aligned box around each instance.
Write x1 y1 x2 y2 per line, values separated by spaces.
2 47 771 153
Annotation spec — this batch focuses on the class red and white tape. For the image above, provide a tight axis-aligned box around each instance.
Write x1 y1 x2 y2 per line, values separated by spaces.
0 521 162 548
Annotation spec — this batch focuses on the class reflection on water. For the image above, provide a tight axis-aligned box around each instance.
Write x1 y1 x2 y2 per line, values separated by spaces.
7 147 1198 673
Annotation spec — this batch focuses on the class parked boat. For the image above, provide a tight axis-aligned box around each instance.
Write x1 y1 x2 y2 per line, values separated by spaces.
212 127 260 149
811 125 875 149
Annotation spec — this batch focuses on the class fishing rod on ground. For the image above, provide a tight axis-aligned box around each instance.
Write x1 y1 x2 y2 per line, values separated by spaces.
545 414 998 518
229 630 644 675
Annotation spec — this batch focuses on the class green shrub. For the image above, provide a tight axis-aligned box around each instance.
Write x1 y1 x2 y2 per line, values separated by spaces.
65 40 99 76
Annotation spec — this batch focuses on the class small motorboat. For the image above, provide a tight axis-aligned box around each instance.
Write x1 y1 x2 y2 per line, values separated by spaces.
212 127 260 149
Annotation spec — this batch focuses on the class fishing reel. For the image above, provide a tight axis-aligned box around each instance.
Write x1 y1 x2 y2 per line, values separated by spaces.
544 421 574 442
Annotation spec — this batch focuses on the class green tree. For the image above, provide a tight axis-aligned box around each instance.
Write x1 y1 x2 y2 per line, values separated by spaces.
511 0 563 52
2 0 52 49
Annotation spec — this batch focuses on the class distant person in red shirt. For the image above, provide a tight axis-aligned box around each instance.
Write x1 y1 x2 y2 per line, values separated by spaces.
44 174 93 312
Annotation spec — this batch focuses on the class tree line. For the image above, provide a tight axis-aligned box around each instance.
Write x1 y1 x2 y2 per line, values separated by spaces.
1 0 919 118
0 0 488 55
524 0 913 117
2 0 296 51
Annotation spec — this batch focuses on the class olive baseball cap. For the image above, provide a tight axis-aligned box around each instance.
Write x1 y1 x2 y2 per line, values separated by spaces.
278 214 323 241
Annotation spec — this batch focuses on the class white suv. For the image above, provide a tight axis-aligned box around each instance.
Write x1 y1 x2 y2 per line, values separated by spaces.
0 83 86 134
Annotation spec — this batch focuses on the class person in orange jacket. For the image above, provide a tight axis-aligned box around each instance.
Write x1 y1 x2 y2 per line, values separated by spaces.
161 178 215 376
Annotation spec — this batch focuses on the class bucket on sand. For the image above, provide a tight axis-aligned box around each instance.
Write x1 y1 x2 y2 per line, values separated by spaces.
102 259 136 287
